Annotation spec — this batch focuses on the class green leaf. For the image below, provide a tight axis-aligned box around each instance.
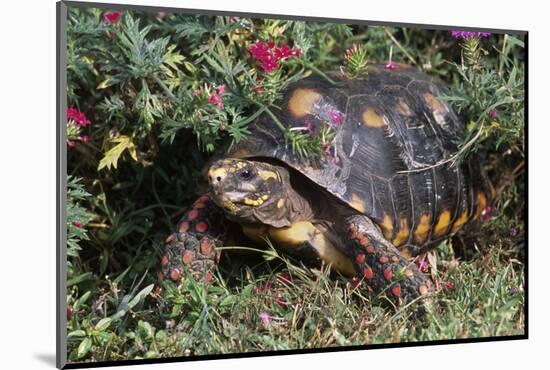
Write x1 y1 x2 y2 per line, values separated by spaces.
67 272 94 287
77 337 92 359
95 317 112 331
97 135 138 171
127 284 155 309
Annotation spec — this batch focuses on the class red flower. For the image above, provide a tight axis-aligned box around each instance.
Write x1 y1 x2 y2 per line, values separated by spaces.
261 58 279 73
67 306 74 321
67 107 91 127
489 110 498 120
248 41 301 73
103 11 122 24
443 281 455 291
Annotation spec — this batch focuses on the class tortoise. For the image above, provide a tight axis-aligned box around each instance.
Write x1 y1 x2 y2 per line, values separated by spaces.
160 64 490 305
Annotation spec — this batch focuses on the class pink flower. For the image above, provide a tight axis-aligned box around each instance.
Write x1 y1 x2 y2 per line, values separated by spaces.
67 140 76 148
304 118 314 137
208 94 223 110
329 111 344 125
103 11 122 24
193 89 202 97
489 110 498 120
73 221 83 228
416 255 429 273
253 85 265 94
80 135 89 143
384 62 398 70
67 107 91 127
216 84 226 95
259 312 272 325
480 206 493 222
443 281 455 291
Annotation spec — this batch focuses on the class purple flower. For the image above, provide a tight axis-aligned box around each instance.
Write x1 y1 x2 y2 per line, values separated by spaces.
489 110 498 120
451 31 492 39
384 62 398 70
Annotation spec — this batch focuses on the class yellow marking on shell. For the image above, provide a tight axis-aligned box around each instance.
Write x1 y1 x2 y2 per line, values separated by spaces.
268 221 356 277
451 209 469 233
378 213 394 240
397 98 413 116
414 213 431 245
235 161 246 169
350 193 366 213
259 170 279 182
392 217 410 247
241 224 269 242
277 199 285 209
433 209 452 238
362 108 386 128
261 194 269 201
288 88 321 118
423 93 445 113
399 247 413 260
472 192 487 220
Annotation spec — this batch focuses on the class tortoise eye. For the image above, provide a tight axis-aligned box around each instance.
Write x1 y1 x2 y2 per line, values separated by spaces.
239 168 254 180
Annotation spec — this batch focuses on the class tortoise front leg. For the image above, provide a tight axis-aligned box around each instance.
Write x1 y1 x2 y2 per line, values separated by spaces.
344 215 430 306
160 193 228 284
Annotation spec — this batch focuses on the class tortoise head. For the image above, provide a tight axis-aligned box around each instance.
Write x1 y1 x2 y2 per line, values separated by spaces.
207 159 292 227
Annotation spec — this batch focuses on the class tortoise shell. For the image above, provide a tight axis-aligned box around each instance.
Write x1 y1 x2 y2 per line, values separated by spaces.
229 64 489 252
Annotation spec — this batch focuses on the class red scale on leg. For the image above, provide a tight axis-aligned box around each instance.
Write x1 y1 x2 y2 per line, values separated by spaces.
355 254 366 264
363 266 374 279
391 255 399 263
194 202 206 209
391 284 401 298
359 236 369 247
188 209 199 221
161 255 169 267
379 256 389 264
200 238 213 255
179 221 190 233
182 250 194 265
419 284 429 296
195 221 208 233
198 195 210 202
205 271 213 284
165 234 174 243
170 269 182 281
366 245 375 254
383 267 393 281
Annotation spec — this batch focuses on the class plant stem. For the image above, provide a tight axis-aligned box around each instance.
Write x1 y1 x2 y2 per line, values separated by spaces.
153 74 177 102
384 27 418 66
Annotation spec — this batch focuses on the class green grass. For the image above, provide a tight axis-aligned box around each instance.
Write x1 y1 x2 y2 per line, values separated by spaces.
66 233 524 362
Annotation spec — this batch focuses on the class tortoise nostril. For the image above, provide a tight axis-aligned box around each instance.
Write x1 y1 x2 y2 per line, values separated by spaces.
216 176 222 182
